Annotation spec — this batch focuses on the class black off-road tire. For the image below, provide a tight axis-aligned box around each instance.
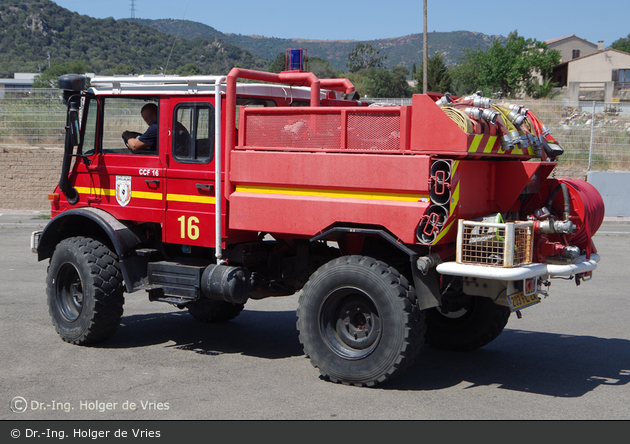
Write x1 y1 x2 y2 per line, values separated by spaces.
297 255 425 387
46 236 124 345
188 300 244 323
425 296 510 351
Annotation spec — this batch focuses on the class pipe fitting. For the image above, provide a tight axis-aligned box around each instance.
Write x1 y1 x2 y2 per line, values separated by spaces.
435 93 452 106
507 110 526 127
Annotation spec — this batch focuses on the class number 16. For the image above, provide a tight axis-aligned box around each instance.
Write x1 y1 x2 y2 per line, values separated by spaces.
177 215 200 240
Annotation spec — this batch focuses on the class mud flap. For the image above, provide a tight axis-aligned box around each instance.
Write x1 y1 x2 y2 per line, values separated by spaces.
412 266 441 310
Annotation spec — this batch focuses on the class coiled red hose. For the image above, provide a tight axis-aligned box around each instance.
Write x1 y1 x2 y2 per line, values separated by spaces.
553 178 605 257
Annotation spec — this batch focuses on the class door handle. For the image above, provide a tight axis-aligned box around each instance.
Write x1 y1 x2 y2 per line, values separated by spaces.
145 179 160 186
196 183 214 191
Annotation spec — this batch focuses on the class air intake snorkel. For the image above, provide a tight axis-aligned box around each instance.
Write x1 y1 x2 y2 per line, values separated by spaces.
57 74 86 204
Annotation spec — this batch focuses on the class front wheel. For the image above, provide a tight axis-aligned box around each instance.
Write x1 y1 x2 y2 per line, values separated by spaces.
425 295 510 351
297 256 425 387
47 237 124 345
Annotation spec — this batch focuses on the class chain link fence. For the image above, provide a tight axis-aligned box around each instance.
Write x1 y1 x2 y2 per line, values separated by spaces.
1 90 629 172
0 89 66 148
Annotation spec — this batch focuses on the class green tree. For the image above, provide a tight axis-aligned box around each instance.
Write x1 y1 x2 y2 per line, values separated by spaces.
364 67 411 98
176 63 204 76
347 43 387 73
450 31 560 97
308 57 338 79
33 60 91 88
612 33 630 53
268 52 286 73
113 64 137 75
413 52 452 94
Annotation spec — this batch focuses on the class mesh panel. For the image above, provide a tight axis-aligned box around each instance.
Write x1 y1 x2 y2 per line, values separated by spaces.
347 113 400 151
459 221 533 267
242 110 402 152
244 114 341 150
513 225 533 266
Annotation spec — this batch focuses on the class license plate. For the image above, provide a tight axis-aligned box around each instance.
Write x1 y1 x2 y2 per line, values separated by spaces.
507 291 540 311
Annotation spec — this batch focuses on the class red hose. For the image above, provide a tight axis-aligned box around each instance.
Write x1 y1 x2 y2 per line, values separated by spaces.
552 179 605 257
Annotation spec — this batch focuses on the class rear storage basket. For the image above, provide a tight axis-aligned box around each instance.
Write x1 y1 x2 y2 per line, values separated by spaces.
456 220 533 267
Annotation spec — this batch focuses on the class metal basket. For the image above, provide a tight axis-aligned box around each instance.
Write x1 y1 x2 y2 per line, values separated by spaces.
456 220 533 267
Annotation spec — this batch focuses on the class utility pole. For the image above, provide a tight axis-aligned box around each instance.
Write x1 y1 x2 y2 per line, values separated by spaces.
423 0 428 94
130 0 137 19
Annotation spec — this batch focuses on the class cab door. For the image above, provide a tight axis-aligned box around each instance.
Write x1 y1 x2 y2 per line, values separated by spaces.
83 97 165 223
163 99 219 247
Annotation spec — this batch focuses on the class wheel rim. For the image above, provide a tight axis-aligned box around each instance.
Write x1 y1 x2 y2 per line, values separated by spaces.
55 262 84 322
319 287 382 360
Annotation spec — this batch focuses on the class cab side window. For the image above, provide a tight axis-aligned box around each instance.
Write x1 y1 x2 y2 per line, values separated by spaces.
102 98 159 155
173 103 215 164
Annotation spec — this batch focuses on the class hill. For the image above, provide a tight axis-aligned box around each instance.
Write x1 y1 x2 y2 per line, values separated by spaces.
0 1 267 77
130 19 505 71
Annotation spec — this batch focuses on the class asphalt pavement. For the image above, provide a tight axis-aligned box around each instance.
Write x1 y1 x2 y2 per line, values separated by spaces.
1 212 629 421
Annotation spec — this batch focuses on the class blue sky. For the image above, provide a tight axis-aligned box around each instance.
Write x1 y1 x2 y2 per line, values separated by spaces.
52 0 626 48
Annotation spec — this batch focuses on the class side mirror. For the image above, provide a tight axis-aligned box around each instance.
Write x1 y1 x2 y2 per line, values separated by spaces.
68 109 80 147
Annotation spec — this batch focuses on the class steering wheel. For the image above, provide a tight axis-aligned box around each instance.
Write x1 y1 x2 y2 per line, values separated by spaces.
122 131 143 150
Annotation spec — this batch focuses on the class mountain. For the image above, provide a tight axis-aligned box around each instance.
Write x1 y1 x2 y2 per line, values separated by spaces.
0 0 504 79
0 1 267 77
130 19 505 71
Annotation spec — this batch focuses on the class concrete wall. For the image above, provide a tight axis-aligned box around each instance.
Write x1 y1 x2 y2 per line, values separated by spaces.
587 171 630 217
0 147 63 211
568 50 630 84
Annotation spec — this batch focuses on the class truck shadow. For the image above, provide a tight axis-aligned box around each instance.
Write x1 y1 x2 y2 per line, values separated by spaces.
388 329 630 397
103 309 630 397
103 308 304 359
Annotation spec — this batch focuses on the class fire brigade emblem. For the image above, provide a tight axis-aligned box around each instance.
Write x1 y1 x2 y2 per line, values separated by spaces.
115 175 132 207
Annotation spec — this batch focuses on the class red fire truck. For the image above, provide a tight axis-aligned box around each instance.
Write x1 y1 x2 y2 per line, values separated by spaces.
32 50 604 387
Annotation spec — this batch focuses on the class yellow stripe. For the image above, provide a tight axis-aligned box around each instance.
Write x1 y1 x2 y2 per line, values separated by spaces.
433 219 455 244
483 136 497 153
132 191 162 200
451 160 459 177
449 182 460 214
235 185 428 203
468 135 483 153
167 193 216 204
75 186 162 201
75 186 115 196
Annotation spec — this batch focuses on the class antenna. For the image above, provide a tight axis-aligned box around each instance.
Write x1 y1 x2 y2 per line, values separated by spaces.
130 0 136 19
164 3 189 74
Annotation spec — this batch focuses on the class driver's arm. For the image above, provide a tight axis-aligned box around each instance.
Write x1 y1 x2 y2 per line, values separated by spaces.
122 131 150 151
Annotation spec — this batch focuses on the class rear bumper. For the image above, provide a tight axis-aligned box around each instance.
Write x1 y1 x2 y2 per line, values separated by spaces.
435 254 600 281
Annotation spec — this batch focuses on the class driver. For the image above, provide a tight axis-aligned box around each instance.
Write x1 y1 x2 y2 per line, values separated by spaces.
122 103 158 151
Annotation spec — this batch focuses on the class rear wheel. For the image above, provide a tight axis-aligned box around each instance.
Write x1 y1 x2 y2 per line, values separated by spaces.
297 255 424 387
425 295 510 351
47 237 124 345
188 299 244 323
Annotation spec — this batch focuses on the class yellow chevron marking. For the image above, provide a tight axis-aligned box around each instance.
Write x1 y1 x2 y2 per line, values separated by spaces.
468 135 483 153
483 136 498 153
